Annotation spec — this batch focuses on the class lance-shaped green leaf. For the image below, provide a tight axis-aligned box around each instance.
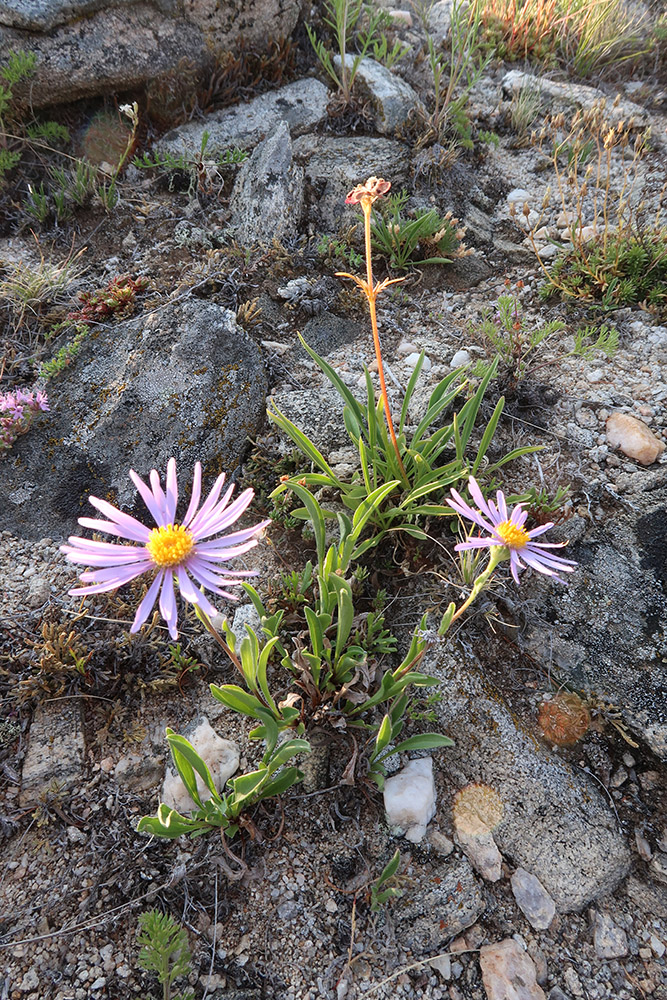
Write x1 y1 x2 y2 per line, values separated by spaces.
166 730 220 805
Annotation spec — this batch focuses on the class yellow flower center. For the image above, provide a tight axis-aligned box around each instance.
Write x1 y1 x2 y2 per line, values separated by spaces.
146 523 194 567
495 519 530 549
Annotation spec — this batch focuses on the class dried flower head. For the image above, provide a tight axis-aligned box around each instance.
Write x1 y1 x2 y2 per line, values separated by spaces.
345 176 391 208
538 692 591 746
61 458 269 639
453 783 504 836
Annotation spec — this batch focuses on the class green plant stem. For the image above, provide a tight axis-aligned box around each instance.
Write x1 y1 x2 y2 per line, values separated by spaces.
450 546 505 625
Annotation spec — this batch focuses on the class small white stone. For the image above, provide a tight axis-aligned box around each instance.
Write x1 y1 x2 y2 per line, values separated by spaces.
90 978 106 991
325 898 338 913
396 340 419 356
606 411 665 465
450 349 471 368
594 911 628 959
537 243 558 260
429 955 451 979
384 757 436 843
389 8 412 25
161 719 239 813
650 934 666 958
403 351 431 372
456 829 503 882
510 868 556 929
507 188 531 203
480 940 545 1000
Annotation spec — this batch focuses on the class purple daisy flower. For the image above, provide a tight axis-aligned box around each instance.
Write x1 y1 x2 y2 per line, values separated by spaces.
61 458 270 639
447 477 577 584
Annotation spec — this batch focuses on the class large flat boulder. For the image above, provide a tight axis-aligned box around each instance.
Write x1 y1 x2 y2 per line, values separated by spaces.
1 0 305 108
1 300 267 540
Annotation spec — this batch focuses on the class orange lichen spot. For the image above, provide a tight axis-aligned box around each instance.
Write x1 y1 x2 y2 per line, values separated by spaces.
538 692 590 746
453 783 504 836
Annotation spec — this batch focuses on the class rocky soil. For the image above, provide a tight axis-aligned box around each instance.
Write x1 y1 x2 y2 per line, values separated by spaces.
1 2 667 999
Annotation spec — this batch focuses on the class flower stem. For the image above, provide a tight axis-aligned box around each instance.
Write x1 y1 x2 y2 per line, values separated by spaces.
450 546 506 625
361 202 408 484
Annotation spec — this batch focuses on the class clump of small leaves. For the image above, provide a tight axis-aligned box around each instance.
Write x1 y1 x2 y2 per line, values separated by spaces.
133 130 247 198
371 189 471 270
540 226 667 315
137 910 195 1000
70 274 149 322
369 849 404 911
39 322 89 379
0 51 69 186
476 282 566 381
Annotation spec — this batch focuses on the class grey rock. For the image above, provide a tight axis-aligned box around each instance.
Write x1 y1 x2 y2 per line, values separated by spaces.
427 0 452 42
293 135 410 230
2 0 304 104
464 204 494 245
299 313 363 357
502 70 650 127
230 603 263 646
1 300 267 540
333 55 419 134
229 122 303 246
269 385 358 454
593 911 628 959
113 753 164 794
511 868 556 930
180 0 303 50
1 5 207 108
423 641 632 911
480 939 546 1000
27 575 50 608
393 856 485 952
626 875 667 920
19 701 84 807
158 79 329 161
517 468 667 758
0 0 173 31
548 989 571 1000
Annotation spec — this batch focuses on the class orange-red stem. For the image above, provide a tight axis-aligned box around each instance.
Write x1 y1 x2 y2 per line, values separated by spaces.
361 202 408 484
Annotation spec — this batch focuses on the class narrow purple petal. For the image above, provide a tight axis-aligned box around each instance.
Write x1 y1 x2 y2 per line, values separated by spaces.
453 538 499 551
131 572 164 632
86 497 152 542
194 521 269 552
509 550 522 585
129 468 164 526
510 506 528 527
150 469 169 522
182 462 202 527
468 477 498 524
176 567 219 617
496 490 508 521
192 539 262 562
447 488 496 534
185 555 249 592
77 564 151 586
77 516 151 543
526 523 554 539
165 458 178 523
159 574 178 639
187 474 229 535
188 482 238 538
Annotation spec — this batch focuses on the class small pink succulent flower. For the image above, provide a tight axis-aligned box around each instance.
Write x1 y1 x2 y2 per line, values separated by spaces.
61 458 269 639
345 176 391 207
448 477 577 584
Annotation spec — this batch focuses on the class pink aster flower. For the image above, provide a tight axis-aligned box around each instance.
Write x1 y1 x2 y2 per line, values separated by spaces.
448 477 577 584
61 458 270 639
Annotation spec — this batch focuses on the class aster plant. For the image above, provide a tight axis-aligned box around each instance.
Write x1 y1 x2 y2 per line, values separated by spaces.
437 476 577 634
61 457 269 640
